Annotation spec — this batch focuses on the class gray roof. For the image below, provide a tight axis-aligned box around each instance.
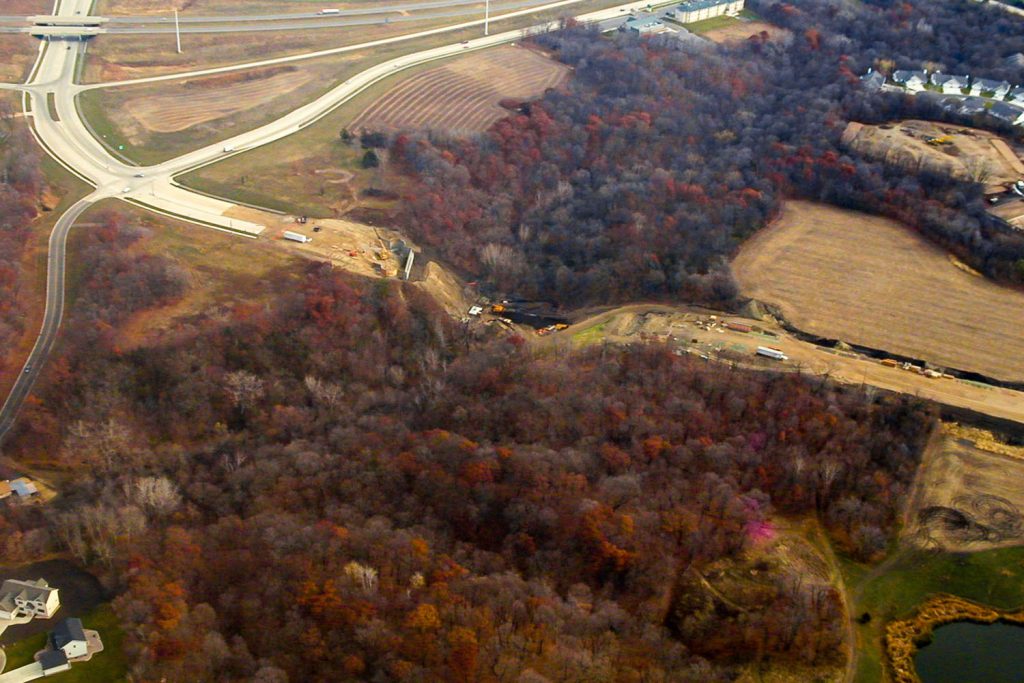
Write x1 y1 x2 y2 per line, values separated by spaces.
0 579 54 610
892 70 927 83
989 101 1024 122
624 16 663 29
1005 53 1024 67
959 97 989 114
53 617 86 648
861 71 885 89
974 78 1010 91
930 73 969 87
38 650 68 671
674 0 735 10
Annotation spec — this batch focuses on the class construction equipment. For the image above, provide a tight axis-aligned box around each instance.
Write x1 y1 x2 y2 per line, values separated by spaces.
491 304 506 313
925 134 954 146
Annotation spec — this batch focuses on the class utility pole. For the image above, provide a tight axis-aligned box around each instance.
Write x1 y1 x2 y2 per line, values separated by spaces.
174 8 181 54
484 0 489 36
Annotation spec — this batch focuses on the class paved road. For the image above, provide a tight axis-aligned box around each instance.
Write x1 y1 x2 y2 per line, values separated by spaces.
0 197 93 443
0 0 660 446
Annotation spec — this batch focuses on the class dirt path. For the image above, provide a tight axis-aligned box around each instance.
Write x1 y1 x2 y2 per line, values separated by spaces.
536 303 1024 426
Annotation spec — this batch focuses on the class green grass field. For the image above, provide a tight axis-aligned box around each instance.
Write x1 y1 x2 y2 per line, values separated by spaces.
1 604 126 681
681 14 740 33
840 546 1024 682
572 322 608 346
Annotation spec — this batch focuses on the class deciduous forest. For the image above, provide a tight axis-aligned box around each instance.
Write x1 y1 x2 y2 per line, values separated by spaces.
4 228 933 680
390 0 1024 307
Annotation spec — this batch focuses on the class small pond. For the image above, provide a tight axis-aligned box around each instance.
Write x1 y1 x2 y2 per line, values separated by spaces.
914 620 1024 683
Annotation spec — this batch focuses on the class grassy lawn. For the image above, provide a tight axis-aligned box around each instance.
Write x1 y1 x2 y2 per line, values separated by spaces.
572 322 608 346
176 48 462 216
75 89 137 166
682 14 740 33
1 605 125 681
840 546 1024 682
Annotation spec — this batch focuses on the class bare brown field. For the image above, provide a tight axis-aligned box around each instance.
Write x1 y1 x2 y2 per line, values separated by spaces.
842 120 1024 191
702 20 787 44
731 201 1024 382
0 33 40 83
123 67 312 133
903 424 1024 552
351 45 568 134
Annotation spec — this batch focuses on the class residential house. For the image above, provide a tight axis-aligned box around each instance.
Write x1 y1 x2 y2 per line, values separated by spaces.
9 477 38 500
971 78 1011 97
989 102 1024 125
1009 86 1024 106
52 617 88 659
930 72 969 94
1005 53 1024 69
0 578 60 619
892 70 928 92
39 650 70 677
860 70 885 90
958 97 989 116
668 0 744 24
622 15 666 35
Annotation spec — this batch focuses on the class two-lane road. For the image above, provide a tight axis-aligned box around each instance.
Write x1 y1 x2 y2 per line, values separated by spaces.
0 197 94 443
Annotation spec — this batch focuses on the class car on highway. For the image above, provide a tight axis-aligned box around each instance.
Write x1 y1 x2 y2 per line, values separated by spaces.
133 172 145 178
23 365 30 373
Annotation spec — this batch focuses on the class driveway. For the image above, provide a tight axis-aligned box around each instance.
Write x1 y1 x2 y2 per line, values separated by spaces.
0 662 43 683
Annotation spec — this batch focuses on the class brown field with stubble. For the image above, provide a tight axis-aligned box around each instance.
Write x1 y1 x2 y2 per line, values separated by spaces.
702 20 787 44
123 67 313 133
351 45 569 134
903 424 1024 552
731 201 1024 382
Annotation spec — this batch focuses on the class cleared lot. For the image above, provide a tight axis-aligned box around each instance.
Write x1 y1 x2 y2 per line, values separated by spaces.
731 201 1024 383
702 20 787 43
841 120 1024 192
350 45 569 135
904 424 1024 552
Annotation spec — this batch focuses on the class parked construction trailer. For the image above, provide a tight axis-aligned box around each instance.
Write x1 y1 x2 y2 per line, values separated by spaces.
724 321 752 333
283 231 312 244
756 346 788 361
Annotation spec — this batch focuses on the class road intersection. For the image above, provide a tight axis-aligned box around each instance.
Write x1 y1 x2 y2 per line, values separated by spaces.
0 0 650 442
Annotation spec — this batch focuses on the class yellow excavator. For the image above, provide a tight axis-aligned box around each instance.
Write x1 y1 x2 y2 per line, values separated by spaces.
925 134 954 146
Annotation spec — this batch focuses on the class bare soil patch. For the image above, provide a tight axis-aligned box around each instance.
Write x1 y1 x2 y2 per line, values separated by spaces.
841 120 1024 192
123 68 312 133
702 20 788 44
351 45 569 135
903 424 1024 552
731 201 1024 383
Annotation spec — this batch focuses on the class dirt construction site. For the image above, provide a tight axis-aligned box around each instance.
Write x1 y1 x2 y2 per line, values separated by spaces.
841 120 1024 192
730 201 1024 384
542 303 1024 426
903 423 1024 552
350 45 570 135
702 20 788 44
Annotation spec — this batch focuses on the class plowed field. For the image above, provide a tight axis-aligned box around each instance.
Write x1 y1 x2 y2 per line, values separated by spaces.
731 201 1024 382
351 45 568 135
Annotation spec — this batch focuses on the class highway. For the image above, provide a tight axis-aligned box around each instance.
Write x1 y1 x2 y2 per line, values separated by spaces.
0 0 655 444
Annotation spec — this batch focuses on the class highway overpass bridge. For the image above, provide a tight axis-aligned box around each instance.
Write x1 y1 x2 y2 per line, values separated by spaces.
26 14 107 39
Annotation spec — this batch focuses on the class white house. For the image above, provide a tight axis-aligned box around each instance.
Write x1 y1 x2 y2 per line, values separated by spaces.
892 70 928 92
9 477 38 500
0 578 60 619
930 72 969 94
39 650 70 677
1009 86 1024 106
971 78 1011 97
52 617 89 659
669 0 744 24
860 70 885 90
